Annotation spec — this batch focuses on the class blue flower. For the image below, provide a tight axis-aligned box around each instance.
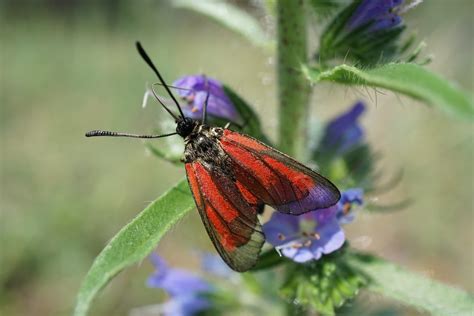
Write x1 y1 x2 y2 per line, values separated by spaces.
319 101 366 156
319 0 421 65
173 75 239 122
346 0 404 33
263 208 345 263
336 188 364 225
263 188 364 263
147 254 212 316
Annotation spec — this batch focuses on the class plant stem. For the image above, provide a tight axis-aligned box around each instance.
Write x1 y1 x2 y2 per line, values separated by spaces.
277 0 310 157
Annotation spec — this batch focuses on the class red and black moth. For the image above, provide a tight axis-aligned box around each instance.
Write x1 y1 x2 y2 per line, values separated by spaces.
86 42 341 272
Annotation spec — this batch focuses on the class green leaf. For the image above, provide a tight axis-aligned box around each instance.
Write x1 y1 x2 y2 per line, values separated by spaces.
348 252 474 316
309 0 349 20
303 63 474 119
342 144 376 188
74 179 195 316
173 0 270 48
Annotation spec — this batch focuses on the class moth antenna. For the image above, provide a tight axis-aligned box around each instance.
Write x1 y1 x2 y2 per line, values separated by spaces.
149 85 179 120
135 41 186 119
202 75 210 124
152 82 193 92
85 130 178 139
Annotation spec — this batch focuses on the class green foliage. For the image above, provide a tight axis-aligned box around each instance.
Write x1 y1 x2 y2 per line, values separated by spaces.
74 179 195 316
251 249 286 271
73 2 473 315
280 250 367 315
223 85 272 144
309 0 349 20
341 144 375 188
313 141 376 189
304 63 474 119
173 0 270 48
348 252 474 316
317 0 406 66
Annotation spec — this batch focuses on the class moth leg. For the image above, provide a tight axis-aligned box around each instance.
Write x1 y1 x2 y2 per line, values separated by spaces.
225 121 244 130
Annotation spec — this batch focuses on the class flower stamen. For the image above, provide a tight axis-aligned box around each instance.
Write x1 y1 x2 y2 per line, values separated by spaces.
291 243 304 249
343 202 352 215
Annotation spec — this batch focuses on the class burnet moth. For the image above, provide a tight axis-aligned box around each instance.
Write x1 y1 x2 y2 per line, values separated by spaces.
86 42 341 272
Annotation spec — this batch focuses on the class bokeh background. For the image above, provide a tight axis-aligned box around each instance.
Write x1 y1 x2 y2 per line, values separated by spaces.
1 1 472 315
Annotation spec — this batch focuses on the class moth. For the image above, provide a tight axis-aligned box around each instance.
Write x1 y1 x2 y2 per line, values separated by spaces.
86 42 340 272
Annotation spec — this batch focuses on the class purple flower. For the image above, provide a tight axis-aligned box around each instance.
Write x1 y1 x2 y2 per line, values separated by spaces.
346 0 404 33
319 101 366 156
263 208 345 263
336 188 364 225
147 254 212 316
319 0 422 66
173 75 239 122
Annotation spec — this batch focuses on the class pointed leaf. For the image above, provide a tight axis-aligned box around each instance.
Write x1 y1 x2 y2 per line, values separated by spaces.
74 179 195 316
304 63 474 119
348 252 474 316
173 0 270 48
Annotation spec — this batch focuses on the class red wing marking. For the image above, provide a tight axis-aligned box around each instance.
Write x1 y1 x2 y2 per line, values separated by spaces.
185 161 265 272
220 139 299 204
235 181 260 206
194 163 239 223
262 156 315 192
205 204 240 250
223 129 267 151
185 163 203 209
220 130 340 214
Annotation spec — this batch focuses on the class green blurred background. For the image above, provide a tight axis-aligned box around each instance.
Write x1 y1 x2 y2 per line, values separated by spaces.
1 1 472 315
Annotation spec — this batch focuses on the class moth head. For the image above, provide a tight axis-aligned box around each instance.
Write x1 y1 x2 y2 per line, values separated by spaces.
176 117 196 138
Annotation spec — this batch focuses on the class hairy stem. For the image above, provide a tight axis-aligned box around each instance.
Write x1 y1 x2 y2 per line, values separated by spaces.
277 0 310 157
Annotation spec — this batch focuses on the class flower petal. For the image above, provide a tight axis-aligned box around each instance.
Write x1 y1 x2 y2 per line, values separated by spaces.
317 219 345 255
263 212 300 246
172 74 238 121
319 102 366 156
340 188 364 205
147 254 211 297
292 247 317 263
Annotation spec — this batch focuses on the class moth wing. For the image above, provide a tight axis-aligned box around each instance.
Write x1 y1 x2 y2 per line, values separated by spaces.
185 161 265 272
220 129 340 215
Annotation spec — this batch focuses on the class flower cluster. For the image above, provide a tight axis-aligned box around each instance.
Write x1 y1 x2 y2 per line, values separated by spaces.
318 101 366 156
145 254 212 316
173 75 239 122
263 189 363 262
319 0 421 65
143 74 239 123
346 0 404 33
